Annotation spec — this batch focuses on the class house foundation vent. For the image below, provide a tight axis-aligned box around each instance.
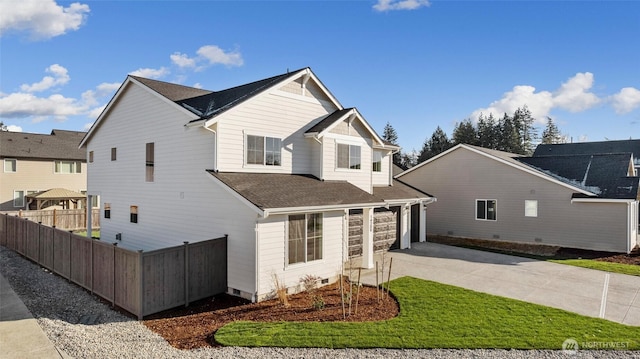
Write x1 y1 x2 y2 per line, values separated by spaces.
535 238 543 243
493 234 500 239
447 231 454 235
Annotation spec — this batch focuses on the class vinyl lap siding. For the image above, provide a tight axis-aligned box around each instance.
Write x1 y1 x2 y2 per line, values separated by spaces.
322 137 373 193
400 147 630 252
256 211 345 299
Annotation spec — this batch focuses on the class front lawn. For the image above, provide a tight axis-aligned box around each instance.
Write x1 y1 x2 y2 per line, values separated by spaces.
549 259 640 276
215 276 640 349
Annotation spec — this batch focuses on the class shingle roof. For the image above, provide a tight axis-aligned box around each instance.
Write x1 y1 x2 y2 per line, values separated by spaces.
209 172 385 210
373 180 432 201
534 140 640 167
132 68 307 121
26 188 85 199
0 129 86 160
517 153 639 199
305 108 353 134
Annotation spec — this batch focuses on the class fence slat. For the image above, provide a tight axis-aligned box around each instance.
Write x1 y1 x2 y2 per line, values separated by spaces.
1 208 100 230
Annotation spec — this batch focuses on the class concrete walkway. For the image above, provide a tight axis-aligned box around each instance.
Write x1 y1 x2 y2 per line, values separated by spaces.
0 273 66 359
358 242 640 326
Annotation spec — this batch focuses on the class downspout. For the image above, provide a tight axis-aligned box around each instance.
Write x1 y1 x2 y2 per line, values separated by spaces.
254 220 259 302
203 126 218 172
312 135 323 180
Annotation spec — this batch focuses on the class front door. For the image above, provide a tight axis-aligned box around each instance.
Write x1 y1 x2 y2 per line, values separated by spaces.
410 204 420 243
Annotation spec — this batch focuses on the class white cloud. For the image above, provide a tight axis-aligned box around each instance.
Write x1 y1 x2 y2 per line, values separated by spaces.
197 45 244 67
6 125 23 132
0 0 90 40
551 72 599 112
610 87 640 114
129 67 169 79
170 52 197 68
20 64 70 92
373 0 430 12
472 72 603 123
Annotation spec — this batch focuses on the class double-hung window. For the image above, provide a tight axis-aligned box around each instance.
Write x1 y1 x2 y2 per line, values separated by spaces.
246 135 281 166
4 159 16 172
145 143 154 182
372 151 382 172
476 199 497 221
288 213 323 265
54 160 81 174
337 143 361 170
13 190 24 208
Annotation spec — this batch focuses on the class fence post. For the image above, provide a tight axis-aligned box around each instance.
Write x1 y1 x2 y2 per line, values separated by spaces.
68 230 73 282
37 222 42 264
112 242 117 308
90 237 94 295
138 249 144 321
184 241 189 308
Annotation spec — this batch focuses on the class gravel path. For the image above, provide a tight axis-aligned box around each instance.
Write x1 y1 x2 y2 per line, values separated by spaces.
1 246 637 359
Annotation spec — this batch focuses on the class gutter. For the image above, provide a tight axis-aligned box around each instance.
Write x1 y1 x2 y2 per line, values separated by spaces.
263 201 387 218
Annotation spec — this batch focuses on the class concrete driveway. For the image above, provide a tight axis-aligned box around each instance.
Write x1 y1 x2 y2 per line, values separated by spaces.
357 242 640 326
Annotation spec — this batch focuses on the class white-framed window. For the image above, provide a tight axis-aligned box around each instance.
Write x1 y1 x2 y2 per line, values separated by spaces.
13 190 24 208
104 203 111 219
246 134 281 166
54 160 81 174
111 147 117 161
372 151 382 172
130 205 138 223
145 143 154 182
337 143 361 170
89 151 94 163
80 191 99 208
476 199 497 221
4 159 17 173
525 200 538 217
288 213 323 265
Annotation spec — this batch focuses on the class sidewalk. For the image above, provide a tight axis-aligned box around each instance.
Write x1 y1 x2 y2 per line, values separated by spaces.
0 273 67 359
357 242 640 326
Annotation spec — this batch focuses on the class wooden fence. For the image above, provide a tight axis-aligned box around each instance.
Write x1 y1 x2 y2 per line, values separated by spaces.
0 213 227 319
1 208 100 231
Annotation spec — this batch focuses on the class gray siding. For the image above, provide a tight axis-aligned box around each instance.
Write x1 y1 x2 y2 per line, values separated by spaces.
400 147 630 252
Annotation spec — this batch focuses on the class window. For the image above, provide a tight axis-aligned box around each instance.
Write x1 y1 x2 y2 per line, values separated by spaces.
372 151 382 172
288 213 323 265
145 143 154 182
55 160 81 174
89 151 94 163
246 135 281 166
104 203 111 219
111 147 117 161
130 205 138 223
337 144 361 170
13 190 24 208
476 199 497 221
4 159 16 172
525 200 538 217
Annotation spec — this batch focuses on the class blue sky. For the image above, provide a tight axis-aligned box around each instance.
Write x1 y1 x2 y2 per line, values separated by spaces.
1 0 639 152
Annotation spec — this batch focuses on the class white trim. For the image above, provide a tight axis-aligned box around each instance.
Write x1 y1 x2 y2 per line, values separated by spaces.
326 133 367 145
264 202 387 217
398 144 596 197
13 190 25 208
335 142 362 171
475 198 497 221
243 131 283 168
285 212 325 267
570 198 635 204
309 108 385 147
524 200 538 217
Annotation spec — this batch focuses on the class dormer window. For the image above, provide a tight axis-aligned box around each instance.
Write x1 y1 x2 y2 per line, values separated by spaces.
246 135 281 166
337 143 361 170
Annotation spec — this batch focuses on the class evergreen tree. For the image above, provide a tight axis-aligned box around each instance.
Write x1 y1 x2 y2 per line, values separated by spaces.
498 113 520 153
512 105 538 155
452 119 478 145
418 126 452 162
478 113 499 149
541 116 565 144
398 149 418 169
382 122 401 165
0 122 7 131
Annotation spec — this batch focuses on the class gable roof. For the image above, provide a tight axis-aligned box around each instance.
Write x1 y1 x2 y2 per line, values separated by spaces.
304 107 386 147
518 153 638 199
26 188 86 200
0 129 86 160
398 144 597 197
373 180 432 202
81 67 345 147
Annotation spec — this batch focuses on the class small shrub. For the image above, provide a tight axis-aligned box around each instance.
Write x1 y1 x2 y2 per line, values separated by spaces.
272 274 289 307
312 295 325 310
299 274 320 293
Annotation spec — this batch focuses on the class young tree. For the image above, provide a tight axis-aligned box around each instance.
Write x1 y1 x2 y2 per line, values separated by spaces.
0 122 7 131
452 119 478 145
541 117 565 144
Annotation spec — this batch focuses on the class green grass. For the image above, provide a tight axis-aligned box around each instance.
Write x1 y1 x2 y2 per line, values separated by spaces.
215 277 640 349
73 230 100 239
549 259 640 276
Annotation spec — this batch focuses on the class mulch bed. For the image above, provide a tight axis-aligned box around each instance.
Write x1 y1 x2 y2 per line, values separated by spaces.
143 279 399 350
428 235 640 265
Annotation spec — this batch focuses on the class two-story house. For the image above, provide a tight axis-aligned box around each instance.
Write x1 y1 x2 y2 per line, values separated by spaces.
0 129 88 211
80 67 433 301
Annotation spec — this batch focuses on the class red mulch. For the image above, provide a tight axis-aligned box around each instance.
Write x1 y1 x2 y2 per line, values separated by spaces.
143 279 399 350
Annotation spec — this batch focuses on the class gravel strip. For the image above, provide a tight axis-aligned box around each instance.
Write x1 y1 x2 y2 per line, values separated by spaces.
1 246 637 359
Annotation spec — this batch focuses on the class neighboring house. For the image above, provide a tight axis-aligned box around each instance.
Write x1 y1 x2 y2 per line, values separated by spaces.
398 144 639 253
0 130 89 211
79 67 433 301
